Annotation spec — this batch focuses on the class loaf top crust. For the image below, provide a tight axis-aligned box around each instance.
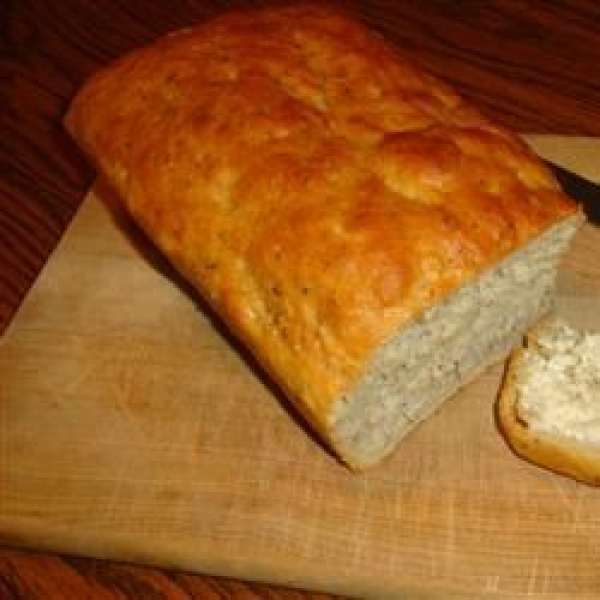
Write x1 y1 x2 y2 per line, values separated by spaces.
65 5 578 430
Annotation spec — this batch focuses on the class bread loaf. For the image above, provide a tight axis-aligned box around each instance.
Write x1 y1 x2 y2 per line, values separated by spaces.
498 319 600 485
65 5 582 468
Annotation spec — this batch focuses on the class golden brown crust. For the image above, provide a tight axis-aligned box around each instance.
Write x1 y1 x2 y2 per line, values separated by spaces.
65 5 579 447
497 323 600 486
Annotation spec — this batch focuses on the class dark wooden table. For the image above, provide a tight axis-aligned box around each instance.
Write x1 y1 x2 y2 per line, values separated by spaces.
2 1 600 597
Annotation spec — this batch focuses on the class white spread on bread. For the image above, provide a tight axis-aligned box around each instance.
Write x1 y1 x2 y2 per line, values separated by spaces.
517 321 600 445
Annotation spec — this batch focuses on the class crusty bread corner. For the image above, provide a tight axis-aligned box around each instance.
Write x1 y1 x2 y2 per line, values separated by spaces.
497 319 600 486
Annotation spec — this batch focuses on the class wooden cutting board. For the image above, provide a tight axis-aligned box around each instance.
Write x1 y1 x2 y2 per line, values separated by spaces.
1 136 599 599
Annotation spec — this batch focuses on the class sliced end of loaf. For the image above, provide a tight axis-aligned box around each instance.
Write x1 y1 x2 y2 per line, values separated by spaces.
328 216 582 469
497 319 600 486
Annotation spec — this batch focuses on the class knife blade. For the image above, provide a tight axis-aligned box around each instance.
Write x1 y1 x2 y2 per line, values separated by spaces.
547 160 600 225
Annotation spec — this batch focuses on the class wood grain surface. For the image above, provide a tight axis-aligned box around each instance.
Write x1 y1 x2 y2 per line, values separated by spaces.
2 1 600 598
1 136 599 600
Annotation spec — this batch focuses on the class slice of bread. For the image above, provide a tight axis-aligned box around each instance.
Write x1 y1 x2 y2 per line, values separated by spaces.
497 318 600 485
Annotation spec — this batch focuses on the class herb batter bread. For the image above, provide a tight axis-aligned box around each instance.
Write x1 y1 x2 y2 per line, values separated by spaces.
65 5 581 468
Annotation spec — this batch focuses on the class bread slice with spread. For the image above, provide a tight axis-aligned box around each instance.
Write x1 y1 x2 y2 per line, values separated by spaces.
498 319 600 485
